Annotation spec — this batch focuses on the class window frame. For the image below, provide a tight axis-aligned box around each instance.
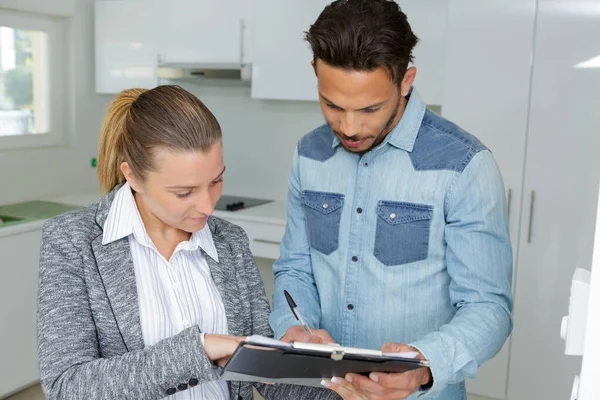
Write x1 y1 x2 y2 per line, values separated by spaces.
0 9 68 150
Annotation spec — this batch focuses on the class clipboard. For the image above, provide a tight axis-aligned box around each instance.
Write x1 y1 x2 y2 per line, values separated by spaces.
219 335 429 388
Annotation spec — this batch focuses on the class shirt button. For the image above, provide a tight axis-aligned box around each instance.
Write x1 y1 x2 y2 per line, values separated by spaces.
322 203 329 209
357 207 362 214
182 319 190 326
352 256 358 262
390 213 397 219
363 162 369 167
347 304 354 310
172 284 179 291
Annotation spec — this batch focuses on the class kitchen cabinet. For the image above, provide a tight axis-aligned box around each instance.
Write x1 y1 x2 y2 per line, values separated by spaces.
94 0 253 94
444 1 600 399
250 0 328 101
250 0 448 104
0 0 78 16
0 226 43 397
155 0 253 66
507 1 600 399
94 0 159 94
441 1 537 397
213 201 287 260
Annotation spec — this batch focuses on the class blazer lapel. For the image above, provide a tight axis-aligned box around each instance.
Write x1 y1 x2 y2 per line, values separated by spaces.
205 240 244 338
92 235 145 351
92 185 145 352
205 222 244 398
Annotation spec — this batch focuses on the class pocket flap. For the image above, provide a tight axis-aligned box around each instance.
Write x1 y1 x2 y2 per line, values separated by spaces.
377 201 433 225
301 190 344 215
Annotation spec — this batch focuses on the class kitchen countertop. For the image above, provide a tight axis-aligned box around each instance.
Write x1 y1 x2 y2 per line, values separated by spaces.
0 190 287 238
213 200 287 225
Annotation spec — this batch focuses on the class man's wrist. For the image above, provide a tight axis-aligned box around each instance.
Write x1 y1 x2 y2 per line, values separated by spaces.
420 367 433 389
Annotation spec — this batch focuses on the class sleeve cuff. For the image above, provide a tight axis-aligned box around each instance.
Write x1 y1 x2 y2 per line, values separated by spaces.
269 312 302 340
409 336 449 398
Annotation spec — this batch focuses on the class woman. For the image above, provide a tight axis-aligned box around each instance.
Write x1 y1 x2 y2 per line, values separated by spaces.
37 85 338 400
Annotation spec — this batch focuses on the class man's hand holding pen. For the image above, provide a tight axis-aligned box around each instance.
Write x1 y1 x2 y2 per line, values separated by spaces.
280 325 336 344
282 290 337 344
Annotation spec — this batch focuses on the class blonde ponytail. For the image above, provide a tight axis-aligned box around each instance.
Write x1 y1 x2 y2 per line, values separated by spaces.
98 85 222 193
97 88 147 193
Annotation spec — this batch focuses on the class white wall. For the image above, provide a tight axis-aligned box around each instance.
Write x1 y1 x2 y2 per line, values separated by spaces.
0 0 326 205
179 83 324 201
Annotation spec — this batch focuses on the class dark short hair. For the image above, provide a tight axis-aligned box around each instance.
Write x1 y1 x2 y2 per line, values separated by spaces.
305 0 419 84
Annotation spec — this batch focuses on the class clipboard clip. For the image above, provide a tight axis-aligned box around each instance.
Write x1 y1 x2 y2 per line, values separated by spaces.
331 350 345 361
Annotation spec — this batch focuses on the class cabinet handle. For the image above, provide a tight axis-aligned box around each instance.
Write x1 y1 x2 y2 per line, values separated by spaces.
506 188 512 220
254 238 281 246
527 190 535 243
240 19 246 63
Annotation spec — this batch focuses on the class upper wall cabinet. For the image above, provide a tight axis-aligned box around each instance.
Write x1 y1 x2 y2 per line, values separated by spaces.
251 0 448 104
250 0 329 101
95 0 159 94
155 0 253 66
0 0 78 16
397 0 448 106
94 0 254 94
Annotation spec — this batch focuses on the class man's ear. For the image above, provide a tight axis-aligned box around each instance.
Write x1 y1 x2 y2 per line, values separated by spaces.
400 66 417 97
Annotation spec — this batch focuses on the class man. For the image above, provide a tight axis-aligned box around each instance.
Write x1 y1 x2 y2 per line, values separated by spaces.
269 0 513 399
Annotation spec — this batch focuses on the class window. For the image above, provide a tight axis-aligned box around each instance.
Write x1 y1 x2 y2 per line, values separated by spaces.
0 10 66 149
0 27 49 136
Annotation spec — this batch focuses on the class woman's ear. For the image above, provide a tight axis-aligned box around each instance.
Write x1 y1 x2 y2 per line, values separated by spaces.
120 161 139 191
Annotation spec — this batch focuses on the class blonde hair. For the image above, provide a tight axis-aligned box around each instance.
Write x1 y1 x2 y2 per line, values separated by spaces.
97 85 222 192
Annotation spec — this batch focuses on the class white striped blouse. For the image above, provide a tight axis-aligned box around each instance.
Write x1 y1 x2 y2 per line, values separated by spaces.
103 182 230 400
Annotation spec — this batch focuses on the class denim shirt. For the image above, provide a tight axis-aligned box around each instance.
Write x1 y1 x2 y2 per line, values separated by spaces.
269 90 514 399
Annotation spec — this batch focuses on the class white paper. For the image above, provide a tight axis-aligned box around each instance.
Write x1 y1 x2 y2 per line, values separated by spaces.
244 335 419 360
244 335 292 348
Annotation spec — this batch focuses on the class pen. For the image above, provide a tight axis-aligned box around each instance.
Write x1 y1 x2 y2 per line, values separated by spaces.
284 290 316 340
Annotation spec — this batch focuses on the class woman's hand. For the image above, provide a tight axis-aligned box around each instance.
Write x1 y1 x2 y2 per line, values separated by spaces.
203 334 246 367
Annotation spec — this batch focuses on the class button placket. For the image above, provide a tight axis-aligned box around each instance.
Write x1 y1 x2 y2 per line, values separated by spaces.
341 154 372 343
166 265 190 331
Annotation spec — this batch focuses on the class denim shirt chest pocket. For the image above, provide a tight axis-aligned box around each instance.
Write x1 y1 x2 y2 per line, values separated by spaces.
374 201 433 266
301 190 344 255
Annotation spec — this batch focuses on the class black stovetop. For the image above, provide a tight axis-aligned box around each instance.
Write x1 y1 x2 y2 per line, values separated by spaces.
215 195 273 212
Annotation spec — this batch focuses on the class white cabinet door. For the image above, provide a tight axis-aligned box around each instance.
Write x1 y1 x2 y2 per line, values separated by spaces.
578 187 600 400
507 1 600 399
156 0 252 66
0 0 77 16
251 0 448 103
397 0 448 106
94 0 159 94
442 2 537 396
251 0 328 101
0 228 42 397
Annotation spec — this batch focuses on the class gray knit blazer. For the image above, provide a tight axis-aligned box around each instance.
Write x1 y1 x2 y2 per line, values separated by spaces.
37 186 339 400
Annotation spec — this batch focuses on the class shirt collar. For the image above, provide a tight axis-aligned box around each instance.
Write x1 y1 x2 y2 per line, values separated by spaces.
102 182 219 262
330 87 426 152
102 182 141 245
